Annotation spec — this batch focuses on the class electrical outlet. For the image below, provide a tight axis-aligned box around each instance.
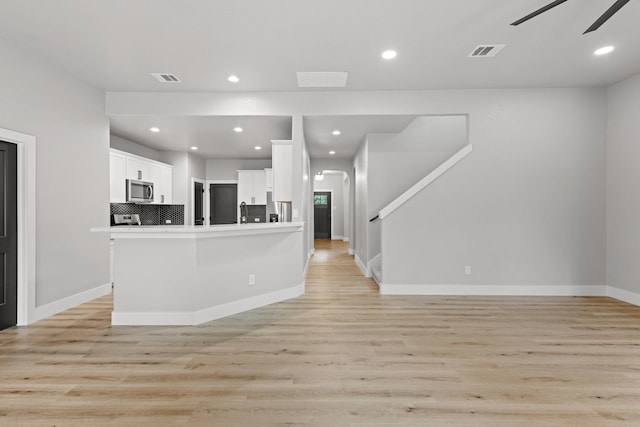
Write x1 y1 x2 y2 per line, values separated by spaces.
465 265 471 275
249 274 256 286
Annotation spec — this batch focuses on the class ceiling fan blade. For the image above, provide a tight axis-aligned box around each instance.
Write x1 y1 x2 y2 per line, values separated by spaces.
511 0 569 26
583 0 631 34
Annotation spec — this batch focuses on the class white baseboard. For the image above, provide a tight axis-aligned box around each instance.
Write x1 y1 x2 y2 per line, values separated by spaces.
112 283 305 326
331 235 344 241
303 249 313 277
378 284 608 297
32 283 112 323
348 248 354 255
607 286 640 306
355 254 370 277
342 237 350 242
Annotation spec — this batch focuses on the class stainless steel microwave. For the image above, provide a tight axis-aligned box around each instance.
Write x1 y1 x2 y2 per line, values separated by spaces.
126 179 154 203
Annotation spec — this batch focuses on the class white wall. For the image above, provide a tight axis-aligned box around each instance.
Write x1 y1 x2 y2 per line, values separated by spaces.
607 72 640 298
206 158 271 180
110 134 161 161
0 39 109 307
381 89 606 289
353 138 369 269
368 115 467 216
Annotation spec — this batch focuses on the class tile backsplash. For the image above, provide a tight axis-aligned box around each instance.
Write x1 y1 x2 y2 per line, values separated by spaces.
111 203 184 225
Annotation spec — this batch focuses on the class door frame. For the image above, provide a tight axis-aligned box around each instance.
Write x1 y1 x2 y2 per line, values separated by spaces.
313 189 334 240
191 177 206 226
0 127 36 326
206 180 238 226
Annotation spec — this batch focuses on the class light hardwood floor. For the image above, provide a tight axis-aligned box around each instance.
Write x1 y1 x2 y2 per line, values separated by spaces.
2 240 640 426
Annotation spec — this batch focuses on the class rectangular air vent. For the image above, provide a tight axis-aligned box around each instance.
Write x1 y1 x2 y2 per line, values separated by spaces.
468 45 506 58
297 71 348 88
151 73 181 83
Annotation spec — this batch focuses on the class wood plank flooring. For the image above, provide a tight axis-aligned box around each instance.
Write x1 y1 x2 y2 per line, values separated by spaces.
2 240 640 426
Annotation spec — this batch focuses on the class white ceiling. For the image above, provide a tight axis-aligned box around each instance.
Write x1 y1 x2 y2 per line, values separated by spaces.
110 116 292 159
3 0 639 159
303 115 419 159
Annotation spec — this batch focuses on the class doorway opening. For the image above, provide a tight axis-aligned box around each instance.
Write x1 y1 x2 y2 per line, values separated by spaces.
314 191 332 239
193 179 205 225
210 183 238 224
0 140 17 330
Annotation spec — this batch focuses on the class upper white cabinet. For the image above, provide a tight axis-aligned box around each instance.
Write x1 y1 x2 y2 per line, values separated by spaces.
155 164 173 204
237 170 267 205
272 140 292 202
109 150 127 203
110 149 173 204
125 156 157 182
265 168 273 192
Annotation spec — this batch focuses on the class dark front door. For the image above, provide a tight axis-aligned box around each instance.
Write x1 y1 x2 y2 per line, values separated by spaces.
210 183 237 224
314 191 331 239
0 141 18 330
194 181 204 225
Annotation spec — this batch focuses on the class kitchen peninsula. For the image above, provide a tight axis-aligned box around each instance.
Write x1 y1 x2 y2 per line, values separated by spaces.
92 222 304 325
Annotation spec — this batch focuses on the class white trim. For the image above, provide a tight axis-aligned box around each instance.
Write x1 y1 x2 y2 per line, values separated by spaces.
342 237 350 242
303 248 313 277
33 283 112 323
348 248 354 255
112 283 304 326
0 127 36 326
92 222 304 239
314 189 334 239
208 179 239 184
607 286 640 307
355 254 370 277
331 235 344 241
378 283 607 296
378 144 473 220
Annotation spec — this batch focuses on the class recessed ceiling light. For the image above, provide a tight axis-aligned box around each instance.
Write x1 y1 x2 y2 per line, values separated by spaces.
149 127 160 133
228 75 240 83
381 50 397 60
190 146 198 150
594 46 615 56
234 127 243 133
329 151 336 155
332 130 341 135
254 146 262 150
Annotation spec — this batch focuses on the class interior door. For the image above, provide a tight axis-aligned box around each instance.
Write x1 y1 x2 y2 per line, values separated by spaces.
0 141 18 330
210 183 237 224
314 191 331 239
194 181 204 225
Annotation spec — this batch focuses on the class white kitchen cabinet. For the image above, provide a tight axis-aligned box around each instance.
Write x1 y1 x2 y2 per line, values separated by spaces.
265 168 273 192
272 140 292 202
125 156 157 182
155 164 173 204
109 150 127 203
110 149 173 204
237 170 267 205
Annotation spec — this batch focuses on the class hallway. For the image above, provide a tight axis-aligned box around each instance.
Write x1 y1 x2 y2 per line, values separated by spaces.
1 240 640 426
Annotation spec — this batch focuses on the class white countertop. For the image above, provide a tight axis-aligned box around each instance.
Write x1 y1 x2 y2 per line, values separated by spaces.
91 222 304 239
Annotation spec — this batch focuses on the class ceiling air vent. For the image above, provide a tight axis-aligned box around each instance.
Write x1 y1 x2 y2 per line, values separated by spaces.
151 73 181 83
468 44 506 58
